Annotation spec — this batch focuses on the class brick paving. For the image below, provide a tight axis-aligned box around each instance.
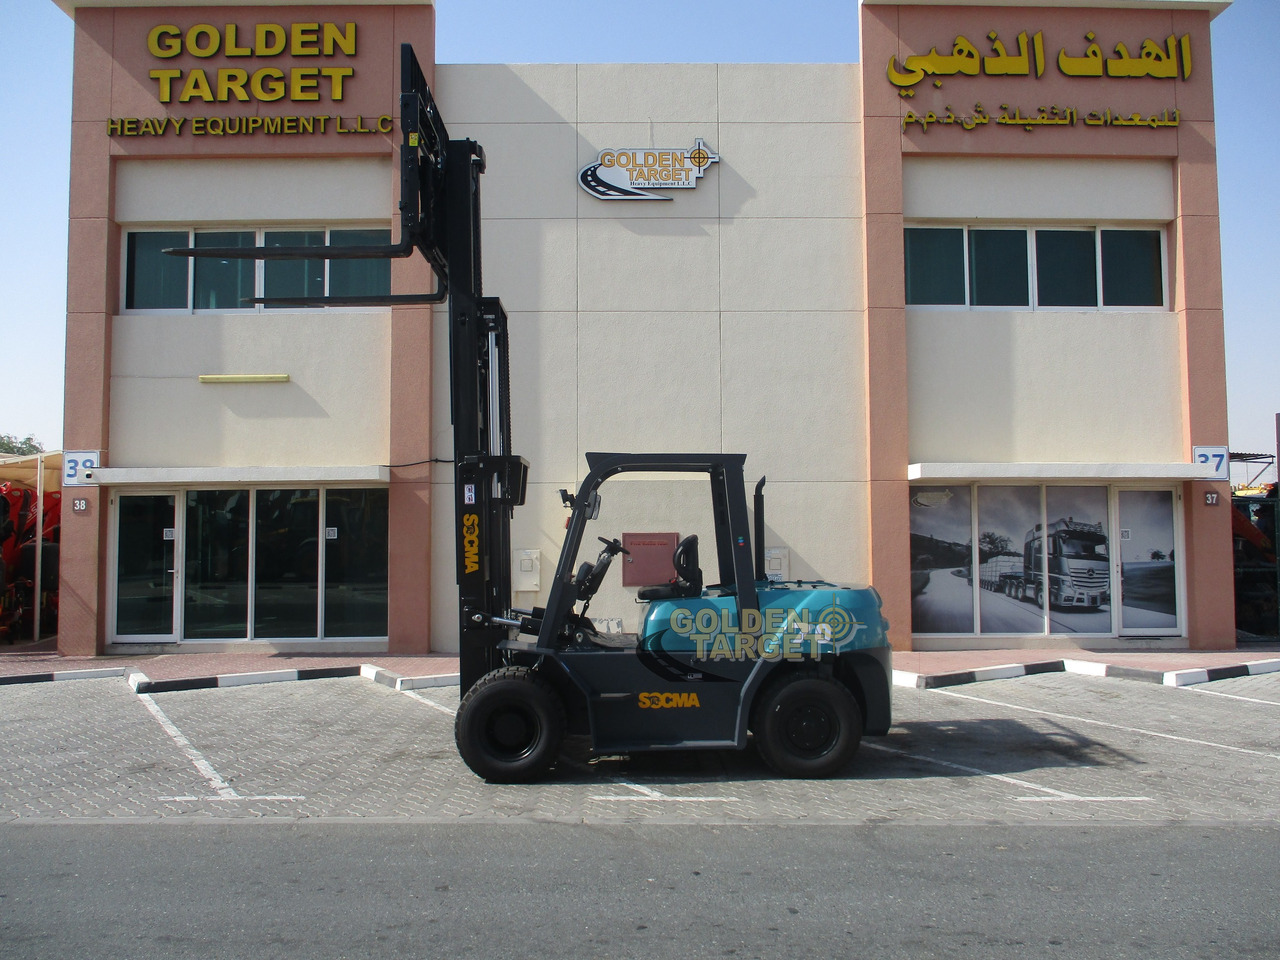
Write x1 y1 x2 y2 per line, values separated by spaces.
2 672 1278 824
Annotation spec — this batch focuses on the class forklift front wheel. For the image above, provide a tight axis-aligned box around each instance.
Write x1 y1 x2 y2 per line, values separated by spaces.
753 674 863 778
455 666 566 783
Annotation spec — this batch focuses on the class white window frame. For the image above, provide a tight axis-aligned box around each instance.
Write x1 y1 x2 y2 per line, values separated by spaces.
909 481 1186 640
107 484 391 644
119 224 393 314
904 223 1170 312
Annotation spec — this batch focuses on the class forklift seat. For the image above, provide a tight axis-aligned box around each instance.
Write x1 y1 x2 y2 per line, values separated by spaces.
636 535 703 601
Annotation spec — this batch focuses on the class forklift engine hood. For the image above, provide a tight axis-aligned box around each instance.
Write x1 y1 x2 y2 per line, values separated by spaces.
639 582 889 667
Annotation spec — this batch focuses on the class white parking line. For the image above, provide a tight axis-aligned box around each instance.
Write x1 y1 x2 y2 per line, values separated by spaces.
862 741 1149 803
138 693 303 802
404 691 739 800
931 688 1280 761
589 777 740 803
401 690 457 716
1183 686 1280 707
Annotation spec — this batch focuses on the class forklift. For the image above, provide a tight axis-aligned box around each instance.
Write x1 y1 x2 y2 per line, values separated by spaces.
169 45 892 783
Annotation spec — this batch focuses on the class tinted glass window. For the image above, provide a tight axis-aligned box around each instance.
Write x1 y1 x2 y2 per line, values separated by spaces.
184 490 249 639
255 489 319 639
194 231 255 309
1101 230 1163 306
329 229 392 299
324 489 389 637
264 230 326 303
126 232 188 309
904 228 965 305
969 229 1029 306
1035 230 1097 307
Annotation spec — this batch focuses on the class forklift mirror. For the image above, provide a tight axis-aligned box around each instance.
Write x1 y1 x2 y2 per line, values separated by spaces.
587 490 602 521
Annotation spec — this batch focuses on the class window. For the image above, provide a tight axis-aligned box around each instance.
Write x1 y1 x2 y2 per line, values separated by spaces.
969 229 1029 307
904 226 1164 309
130 486 388 641
1035 230 1097 307
125 232 188 309
909 483 1180 637
904 228 964 305
123 227 393 310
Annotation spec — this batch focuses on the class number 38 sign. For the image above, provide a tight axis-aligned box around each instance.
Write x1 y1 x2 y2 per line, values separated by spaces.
62 450 100 487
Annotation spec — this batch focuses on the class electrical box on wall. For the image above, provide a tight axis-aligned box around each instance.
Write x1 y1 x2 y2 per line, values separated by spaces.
764 547 790 582
621 532 679 587
513 548 540 592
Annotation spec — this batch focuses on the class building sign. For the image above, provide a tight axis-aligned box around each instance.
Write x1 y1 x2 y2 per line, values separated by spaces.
889 30 1192 90
106 20 390 139
890 28 1193 136
579 139 719 200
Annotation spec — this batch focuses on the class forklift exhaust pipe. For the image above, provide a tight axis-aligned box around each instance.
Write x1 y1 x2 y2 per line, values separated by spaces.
754 476 766 581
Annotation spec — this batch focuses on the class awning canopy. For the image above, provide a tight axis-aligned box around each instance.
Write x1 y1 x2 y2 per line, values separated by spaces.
0 452 62 492
908 461 1214 483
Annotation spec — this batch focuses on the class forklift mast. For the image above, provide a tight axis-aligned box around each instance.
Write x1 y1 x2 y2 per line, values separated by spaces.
166 45 525 688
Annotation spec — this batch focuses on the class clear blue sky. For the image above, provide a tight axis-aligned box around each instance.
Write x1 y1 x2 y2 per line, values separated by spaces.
2 0 1276 483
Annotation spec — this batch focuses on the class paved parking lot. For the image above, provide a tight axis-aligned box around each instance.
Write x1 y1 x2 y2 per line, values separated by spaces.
1 671 1277 825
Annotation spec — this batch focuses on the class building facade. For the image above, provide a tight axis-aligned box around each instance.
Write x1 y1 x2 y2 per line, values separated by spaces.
55 0 1234 657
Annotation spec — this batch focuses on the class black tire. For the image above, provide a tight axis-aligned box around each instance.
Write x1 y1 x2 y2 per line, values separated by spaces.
454 666 565 783
752 674 863 778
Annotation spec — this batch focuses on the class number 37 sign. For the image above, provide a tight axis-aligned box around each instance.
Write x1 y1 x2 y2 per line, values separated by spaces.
1193 445 1229 482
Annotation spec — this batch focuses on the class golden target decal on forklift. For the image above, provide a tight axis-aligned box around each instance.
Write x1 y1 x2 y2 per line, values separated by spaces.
816 604 852 641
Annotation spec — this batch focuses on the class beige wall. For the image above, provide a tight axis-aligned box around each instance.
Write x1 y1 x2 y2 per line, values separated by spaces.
907 311 1186 463
110 312 391 466
115 157 393 223
427 63 869 649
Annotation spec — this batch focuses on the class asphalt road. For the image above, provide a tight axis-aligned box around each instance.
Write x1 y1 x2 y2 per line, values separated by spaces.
2 670 1278 958
3 822 1276 960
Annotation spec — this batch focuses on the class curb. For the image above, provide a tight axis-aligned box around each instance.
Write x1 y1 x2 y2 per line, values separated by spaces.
893 657 1280 690
0 664 461 694
4 659 1277 694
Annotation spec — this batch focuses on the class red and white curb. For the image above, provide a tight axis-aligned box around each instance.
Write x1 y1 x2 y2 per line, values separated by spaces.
893 657 1280 689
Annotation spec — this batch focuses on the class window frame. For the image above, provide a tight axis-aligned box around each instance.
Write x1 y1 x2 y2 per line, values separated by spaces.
120 224 394 314
907 481 1185 639
109 483 390 643
903 223 1169 312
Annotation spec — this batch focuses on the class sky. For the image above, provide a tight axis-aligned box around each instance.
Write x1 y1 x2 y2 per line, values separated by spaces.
2 0 1276 484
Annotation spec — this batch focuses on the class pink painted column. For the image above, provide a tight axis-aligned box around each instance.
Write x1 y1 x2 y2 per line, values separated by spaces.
1172 11 1233 649
860 3 914 651
386 8 436 653
60 7 117 656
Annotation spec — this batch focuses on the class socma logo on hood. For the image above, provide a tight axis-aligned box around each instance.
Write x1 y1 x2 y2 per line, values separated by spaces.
579 138 719 200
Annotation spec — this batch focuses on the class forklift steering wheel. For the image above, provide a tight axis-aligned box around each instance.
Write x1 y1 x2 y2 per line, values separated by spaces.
573 537 630 601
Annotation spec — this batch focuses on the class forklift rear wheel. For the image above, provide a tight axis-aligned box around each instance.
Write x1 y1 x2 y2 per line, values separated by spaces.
754 674 862 778
455 666 565 783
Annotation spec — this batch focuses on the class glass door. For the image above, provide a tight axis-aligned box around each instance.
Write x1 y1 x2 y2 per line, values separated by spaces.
114 494 179 641
1117 489 1181 635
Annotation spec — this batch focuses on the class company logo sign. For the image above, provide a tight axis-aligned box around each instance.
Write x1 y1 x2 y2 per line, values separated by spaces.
107 20 390 140
462 513 481 574
579 138 719 200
